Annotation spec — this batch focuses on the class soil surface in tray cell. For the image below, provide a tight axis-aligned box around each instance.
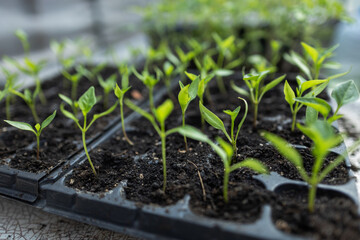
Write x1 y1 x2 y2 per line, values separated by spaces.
272 186 360 240
66 126 274 223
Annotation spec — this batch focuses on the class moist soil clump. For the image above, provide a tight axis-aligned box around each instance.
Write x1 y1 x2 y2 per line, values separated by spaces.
272 186 360 240
5 136 76 173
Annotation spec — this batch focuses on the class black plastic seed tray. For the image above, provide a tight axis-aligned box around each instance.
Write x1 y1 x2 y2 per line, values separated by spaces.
0 63 358 239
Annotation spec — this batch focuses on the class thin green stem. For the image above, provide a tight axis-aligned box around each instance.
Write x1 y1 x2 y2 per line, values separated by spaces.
149 87 154 111
182 113 188 151
35 77 46 105
36 134 40 160
29 103 40 123
120 101 133 145
223 169 229 203
71 81 78 101
308 184 317 212
6 95 11 120
103 91 109 109
253 103 258 128
82 115 97 176
161 124 167 192
216 76 227 95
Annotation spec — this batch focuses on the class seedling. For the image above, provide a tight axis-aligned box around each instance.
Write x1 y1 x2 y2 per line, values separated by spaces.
185 71 214 129
178 79 199 150
132 67 160 111
114 83 133 145
157 61 176 101
7 30 47 104
125 98 176 192
294 80 359 124
98 74 117 109
284 42 340 80
199 98 248 155
175 125 268 203
232 70 286 127
212 33 243 94
10 85 40 122
62 68 84 101
77 63 107 83
4 110 56 160
167 46 195 81
262 120 360 212
1 67 19 120
59 87 118 176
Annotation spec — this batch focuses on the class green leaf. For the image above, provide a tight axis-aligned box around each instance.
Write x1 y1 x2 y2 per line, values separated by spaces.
164 61 174 76
294 97 331 119
305 106 318 125
124 98 154 123
79 86 96 114
214 69 233 77
287 51 312 80
284 81 295 106
223 106 240 122
188 77 200 100
4 120 35 134
173 125 210 143
114 84 122 99
230 158 268 174
262 131 305 176
185 71 198 81
260 74 286 100
301 79 328 93
35 123 41 132
199 102 227 134
60 104 79 123
155 99 174 125
59 94 73 106
231 81 249 97
217 137 233 161
301 42 318 63
178 84 191 113
92 102 118 122
331 80 359 109
41 110 56 130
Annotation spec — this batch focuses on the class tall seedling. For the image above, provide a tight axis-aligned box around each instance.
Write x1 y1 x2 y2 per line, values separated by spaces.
175 126 268 203
114 64 133 145
263 120 360 212
232 70 285 127
59 87 118 175
125 98 178 192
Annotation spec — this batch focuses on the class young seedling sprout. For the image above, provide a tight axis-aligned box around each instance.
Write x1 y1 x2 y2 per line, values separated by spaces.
284 42 340 80
1 67 19 120
62 67 84 101
59 87 118 176
114 80 133 145
178 79 199 150
5 30 47 104
167 46 195 81
184 71 214 129
262 120 360 212
157 61 176 102
98 73 117 109
4 110 56 160
199 98 248 155
211 33 243 94
125 98 176 192
175 126 268 203
231 70 286 128
294 80 359 125
132 67 160 111
10 85 40 122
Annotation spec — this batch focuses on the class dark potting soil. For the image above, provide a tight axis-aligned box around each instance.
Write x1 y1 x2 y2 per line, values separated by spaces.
1 135 77 173
66 128 273 223
272 186 360 240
